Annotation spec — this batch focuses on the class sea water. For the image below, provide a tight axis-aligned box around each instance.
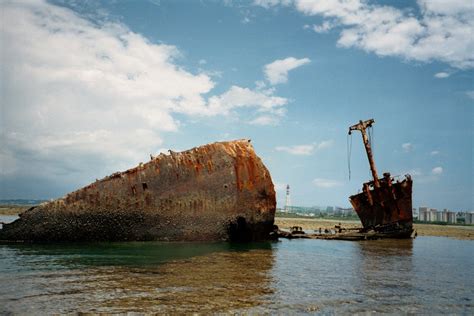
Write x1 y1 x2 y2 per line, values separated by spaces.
0 216 472 314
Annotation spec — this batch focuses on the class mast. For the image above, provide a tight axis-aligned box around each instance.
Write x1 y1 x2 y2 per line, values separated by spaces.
349 119 380 188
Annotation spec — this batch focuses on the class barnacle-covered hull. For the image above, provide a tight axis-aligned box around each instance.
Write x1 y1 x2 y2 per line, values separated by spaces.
0 140 276 242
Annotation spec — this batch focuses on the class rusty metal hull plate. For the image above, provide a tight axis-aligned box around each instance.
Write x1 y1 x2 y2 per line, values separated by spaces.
349 176 413 237
0 140 276 242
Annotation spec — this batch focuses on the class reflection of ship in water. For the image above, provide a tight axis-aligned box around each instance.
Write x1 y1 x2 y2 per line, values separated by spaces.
348 119 414 239
356 238 414 257
353 239 415 312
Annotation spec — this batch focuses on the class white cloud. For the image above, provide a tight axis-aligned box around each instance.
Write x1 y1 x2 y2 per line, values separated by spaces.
1 1 290 187
264 57 311 85
402 143 414 152
255 80 267 90
315 139 334 150
466 91 474 100
249 115 279 126
198 59 207 65
432 166 443 175
313 178 343 188
276 144 314 155
253 0 293 9
275 140 333 155
207 85 288 116
430 150 440 156
312 21 335 33
262 0 474 69
434 72 450 78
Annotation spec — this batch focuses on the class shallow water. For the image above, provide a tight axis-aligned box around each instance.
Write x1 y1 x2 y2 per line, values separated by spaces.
0 230 472 313
0 215 19 226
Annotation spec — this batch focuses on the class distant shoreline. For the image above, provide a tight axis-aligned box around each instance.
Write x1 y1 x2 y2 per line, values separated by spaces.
275 217 474 240
1 206 472 240
0 205 30 216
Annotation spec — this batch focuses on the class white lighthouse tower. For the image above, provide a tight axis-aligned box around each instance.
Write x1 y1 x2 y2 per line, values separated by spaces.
284 184 291 213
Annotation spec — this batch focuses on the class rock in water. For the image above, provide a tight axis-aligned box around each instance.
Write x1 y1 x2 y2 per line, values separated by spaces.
0 140 276 242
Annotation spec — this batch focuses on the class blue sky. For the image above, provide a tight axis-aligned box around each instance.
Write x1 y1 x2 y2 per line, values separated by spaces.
1 0 472 211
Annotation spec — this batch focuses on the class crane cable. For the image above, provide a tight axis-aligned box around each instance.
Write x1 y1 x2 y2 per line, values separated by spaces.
347 125 374 181
347 132 352 180
368 125 375 149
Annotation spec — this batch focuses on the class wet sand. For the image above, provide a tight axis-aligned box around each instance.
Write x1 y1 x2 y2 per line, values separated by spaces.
275 217 474 240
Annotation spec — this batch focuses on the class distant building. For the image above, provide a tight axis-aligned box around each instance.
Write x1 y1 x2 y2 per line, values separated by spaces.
438 208 449 223
465 212 474 225
343 209 356 217
447 211 457 224
418 206 459 224
419 207 429 221
436 211 442 222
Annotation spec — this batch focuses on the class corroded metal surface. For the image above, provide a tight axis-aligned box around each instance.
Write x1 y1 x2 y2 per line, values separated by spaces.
0 140 276 242
348 119 414 238
349 174 413 238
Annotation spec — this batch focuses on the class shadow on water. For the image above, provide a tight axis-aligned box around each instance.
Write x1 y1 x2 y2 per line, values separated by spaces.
1 240 273 269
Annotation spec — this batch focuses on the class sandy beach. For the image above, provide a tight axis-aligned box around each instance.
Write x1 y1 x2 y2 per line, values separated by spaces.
275 217 474 240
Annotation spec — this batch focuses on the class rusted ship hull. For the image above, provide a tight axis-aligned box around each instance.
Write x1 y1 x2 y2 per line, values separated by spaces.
0 140 276 242
349 174 413 238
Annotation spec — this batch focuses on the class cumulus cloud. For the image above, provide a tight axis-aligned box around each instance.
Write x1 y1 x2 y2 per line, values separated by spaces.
312 21 335 33
264 57 311 85
432 166 443 175
1 0 289 191
430 150 440 156
207 86 287 115
402 143 414 152
313 178 343 188
260 0 474 69
275 140 333 155
434 72 450 79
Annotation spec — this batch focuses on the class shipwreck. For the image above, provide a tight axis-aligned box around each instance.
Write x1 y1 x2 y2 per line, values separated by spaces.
0 140 276 242
276 119 414 241
348 119 414 238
